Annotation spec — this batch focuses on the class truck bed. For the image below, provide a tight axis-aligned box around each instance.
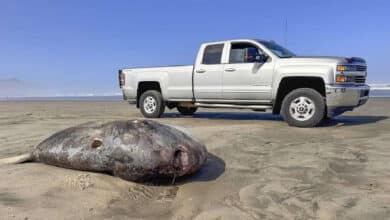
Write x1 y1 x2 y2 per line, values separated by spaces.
121 65 194 101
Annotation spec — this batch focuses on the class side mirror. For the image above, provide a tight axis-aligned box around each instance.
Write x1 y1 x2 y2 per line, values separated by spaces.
255 54 269 63
244 48 269 63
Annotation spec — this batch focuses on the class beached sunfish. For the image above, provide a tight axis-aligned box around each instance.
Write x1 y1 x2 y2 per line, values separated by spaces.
0 120 208 182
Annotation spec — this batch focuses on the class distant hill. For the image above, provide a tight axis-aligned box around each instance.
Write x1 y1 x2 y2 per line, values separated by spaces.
0 78 121 98
0 78 23 86
0 78 45 97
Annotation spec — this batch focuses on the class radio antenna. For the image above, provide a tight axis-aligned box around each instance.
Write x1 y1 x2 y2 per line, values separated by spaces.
284 18 288 46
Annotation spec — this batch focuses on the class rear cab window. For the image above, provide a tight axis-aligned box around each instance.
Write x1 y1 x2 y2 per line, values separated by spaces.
202 44 224 64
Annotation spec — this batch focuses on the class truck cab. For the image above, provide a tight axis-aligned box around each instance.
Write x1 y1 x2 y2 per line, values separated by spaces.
119 39 370 127
193 40 275 102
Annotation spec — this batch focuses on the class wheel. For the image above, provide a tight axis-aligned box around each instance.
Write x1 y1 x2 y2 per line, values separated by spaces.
281 88 325 127
139 90 165 118
177 106 198 116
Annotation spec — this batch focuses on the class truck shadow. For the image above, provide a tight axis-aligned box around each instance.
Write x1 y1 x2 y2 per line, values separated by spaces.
320 115 388 127
165 112 283 121
176 153 225 184
164 112 388 127
145 153 225 186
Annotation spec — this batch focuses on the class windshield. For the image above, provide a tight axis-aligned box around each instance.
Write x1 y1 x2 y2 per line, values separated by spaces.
257 40 296 58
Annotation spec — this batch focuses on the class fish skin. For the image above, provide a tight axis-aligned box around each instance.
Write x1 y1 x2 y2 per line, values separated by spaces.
32 120 208 182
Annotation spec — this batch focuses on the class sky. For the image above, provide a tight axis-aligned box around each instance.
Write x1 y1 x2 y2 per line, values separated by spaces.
0 0 389 97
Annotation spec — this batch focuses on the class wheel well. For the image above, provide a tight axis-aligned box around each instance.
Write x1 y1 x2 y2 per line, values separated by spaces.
273 77 325 114
137 81 161 107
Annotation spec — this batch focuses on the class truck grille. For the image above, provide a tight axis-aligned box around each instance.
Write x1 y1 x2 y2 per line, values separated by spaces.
354 75 366 83
347 75 366 84
355 65 367 71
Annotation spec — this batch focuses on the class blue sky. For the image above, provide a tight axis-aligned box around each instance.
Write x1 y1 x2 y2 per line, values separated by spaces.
0 0 389 96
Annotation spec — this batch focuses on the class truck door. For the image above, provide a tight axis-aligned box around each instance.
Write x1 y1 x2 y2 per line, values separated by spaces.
222 42 273 102
193 43 225 100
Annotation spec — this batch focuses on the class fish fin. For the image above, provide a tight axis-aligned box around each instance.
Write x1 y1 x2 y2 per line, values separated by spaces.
0 153 33 165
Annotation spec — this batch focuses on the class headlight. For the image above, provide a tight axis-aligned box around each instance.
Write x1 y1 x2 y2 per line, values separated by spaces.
337 65 367 72
336 74 347 83
337 65 349 72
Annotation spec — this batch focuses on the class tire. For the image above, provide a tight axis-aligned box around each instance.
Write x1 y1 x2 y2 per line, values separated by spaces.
323 115 332 121
177 106 198 116
281 88 325 127
139 90 165 118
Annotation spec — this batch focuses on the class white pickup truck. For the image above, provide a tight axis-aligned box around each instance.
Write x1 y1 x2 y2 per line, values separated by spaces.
119 39 369 127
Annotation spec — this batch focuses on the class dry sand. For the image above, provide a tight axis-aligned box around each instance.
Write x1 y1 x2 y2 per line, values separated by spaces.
0 98 389 220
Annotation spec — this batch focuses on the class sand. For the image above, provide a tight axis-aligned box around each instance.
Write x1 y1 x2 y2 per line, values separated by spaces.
0 98 389 220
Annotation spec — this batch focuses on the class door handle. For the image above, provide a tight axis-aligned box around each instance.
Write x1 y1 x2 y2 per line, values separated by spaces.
196 69 206 73
225 68 236 72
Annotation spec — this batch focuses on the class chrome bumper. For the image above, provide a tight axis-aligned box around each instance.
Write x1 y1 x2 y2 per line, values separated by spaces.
326 84 370 117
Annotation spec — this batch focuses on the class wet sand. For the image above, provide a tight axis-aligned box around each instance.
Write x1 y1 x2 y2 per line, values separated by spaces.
0 98 389 220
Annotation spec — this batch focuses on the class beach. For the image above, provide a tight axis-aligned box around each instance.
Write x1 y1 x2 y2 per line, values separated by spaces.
0 98 389 219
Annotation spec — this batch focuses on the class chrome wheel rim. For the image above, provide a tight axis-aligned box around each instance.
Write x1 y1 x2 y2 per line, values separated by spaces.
289 96 315 121
143 96 157 114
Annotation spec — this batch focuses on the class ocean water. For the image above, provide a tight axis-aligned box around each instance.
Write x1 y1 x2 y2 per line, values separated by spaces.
370 89 390 97
0 95 123 101
0 90 389 101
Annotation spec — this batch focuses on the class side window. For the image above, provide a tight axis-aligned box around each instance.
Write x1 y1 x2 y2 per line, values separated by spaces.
202 44 224 65
229 43 261 63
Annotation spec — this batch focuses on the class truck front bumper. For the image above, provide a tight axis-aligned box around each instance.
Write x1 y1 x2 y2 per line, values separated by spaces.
326 84 370 117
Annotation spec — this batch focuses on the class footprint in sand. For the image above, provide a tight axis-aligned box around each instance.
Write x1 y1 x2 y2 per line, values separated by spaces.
127 185 179 202
64 174 94 190
193 207 255 220
237 180 320 219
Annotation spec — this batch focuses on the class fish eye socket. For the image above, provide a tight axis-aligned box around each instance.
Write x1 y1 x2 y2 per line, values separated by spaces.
91 138 103 148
